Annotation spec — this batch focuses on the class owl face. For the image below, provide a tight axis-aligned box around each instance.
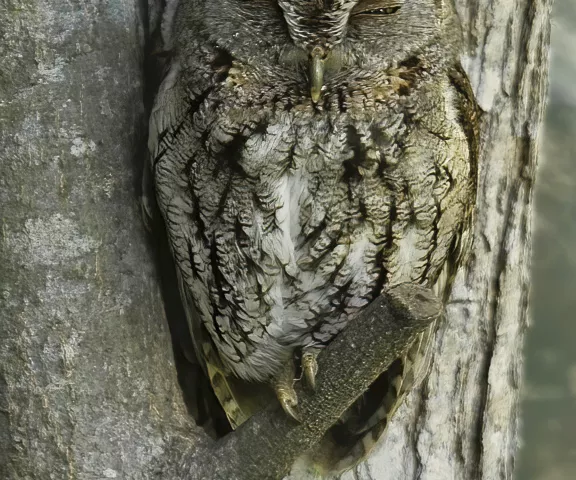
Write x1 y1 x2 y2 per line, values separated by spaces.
200 0 458 102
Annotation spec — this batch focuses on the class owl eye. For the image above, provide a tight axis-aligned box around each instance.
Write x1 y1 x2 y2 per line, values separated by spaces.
356 6 401 15
352 1 403 16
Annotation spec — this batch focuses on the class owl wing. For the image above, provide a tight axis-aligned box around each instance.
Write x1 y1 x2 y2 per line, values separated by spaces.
305 63 480 476
147 61 272 433
176 270 273 430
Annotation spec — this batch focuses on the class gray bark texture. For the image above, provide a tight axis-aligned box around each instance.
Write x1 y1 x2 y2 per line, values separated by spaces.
0 1 197 478
340 1 553 479
0 0 551 480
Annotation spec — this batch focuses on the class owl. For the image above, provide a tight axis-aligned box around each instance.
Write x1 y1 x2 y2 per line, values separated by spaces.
146 0 479 474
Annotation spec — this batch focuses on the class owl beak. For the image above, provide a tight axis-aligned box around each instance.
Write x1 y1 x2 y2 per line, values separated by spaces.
309 47 326 103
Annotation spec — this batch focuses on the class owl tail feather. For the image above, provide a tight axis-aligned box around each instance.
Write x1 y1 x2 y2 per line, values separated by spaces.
176 271 276 433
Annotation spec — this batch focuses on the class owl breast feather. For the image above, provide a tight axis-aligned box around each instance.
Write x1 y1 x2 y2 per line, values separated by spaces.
154 86 471 383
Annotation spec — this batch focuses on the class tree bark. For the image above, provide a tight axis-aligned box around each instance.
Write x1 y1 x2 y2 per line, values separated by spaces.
340 1 553 479
0 2 196 478
0 1 552 480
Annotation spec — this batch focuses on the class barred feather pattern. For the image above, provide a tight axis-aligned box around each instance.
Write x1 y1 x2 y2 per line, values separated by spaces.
148 0 478 471
152 60 473 382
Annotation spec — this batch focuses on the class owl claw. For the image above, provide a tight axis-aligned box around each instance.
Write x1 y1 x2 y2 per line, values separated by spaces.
274 359 301 422
277 388 301 423
302 348 320 391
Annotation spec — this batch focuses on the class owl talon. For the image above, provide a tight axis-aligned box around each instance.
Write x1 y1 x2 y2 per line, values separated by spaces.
302 348 320 390
277 388 301 422
274 359 301 422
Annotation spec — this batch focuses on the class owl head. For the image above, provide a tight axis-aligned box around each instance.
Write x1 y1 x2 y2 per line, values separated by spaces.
197 0 461 102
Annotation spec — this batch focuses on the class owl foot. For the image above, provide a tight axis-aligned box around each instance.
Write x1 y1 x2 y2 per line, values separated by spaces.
274 359 301 422
302 347 321 391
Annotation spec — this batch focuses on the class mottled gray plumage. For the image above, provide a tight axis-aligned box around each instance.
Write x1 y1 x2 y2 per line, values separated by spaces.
148 0 478 473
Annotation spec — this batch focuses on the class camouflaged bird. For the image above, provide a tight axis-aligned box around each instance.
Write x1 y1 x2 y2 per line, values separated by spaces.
146 0 479 474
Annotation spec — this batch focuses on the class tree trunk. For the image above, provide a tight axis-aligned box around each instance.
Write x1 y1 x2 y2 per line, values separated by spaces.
341 1 553 479
0 1 552 479
0 2 195 478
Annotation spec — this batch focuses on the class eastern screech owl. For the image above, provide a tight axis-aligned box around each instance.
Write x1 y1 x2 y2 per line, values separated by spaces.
147 0 478 474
